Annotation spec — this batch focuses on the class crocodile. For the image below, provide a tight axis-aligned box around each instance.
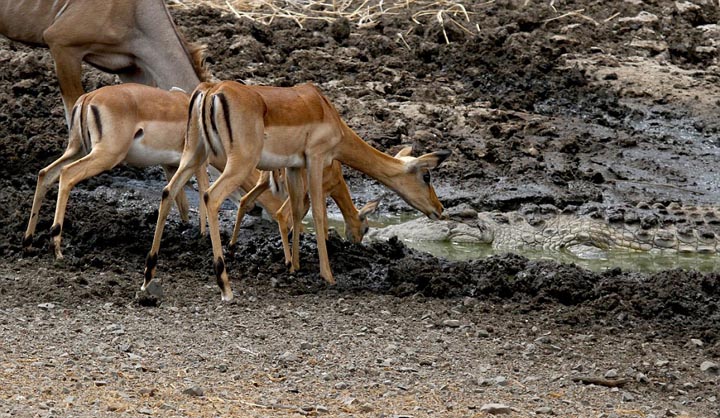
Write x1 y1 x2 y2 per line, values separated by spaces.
368 203 720 254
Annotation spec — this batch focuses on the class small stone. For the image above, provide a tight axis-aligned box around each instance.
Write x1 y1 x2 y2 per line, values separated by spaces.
358 403 373 412
477 329 490 338
605 369 618 379
700 361 719 375
342 397 358 406
655 360 670 367
535 406 554 415
480 403 512 414
278 351 299 362
137 407 153 415
94 381 108 387
182 386 204 397
37 303 55 310
622 392 635 402
442 319 461 328
335 382 349 390
688 338 703 348
636 373 649 383
494 376 508 386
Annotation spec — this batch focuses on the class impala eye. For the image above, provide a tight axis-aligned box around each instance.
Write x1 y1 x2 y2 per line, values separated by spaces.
422 172 431 183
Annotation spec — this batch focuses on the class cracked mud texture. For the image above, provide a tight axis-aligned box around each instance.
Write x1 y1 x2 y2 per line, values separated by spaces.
1 1 720 417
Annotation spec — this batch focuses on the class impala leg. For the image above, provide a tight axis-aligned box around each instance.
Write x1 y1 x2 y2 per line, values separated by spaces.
205 163 257 301
307 159 334 284
274 198 293 266
286 167 306 273
229 171 271 253
52 150 123 259
195 164 211 236
23 144 83 250
163 165 190 223
143 159 199 290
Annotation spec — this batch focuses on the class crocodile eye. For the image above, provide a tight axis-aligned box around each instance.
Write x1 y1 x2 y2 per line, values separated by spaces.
422 172 431 183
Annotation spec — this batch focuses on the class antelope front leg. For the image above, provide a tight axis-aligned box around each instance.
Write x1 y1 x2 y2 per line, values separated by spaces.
274 198 293 266
307 160 335 284
44 43 84 126
228 171 271 253
285 167 305 273
195 165 211 236
163 165 191 223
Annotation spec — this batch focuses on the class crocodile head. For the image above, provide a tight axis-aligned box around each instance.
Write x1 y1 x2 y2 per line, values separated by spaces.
475 212 498 244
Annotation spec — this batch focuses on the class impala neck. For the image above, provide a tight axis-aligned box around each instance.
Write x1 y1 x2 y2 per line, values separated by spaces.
336 122 405 186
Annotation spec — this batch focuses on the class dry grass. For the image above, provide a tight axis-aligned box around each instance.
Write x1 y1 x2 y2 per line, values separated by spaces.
168 0 604 44
168 0 487 41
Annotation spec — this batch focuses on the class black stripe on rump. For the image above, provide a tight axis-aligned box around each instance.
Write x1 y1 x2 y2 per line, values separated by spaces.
217 93 233 143
201 94 217 156
90 105 102 141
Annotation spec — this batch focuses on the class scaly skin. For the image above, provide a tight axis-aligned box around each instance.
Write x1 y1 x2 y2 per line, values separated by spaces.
370 203 720 254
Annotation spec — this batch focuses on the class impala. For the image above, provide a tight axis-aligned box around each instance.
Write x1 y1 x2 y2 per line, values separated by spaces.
228 162 381 259
22 84 210 259
143 86 383 291
150 81 450 301
0 0 208 123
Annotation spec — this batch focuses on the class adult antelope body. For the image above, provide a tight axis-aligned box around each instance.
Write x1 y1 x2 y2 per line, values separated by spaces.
142 86 383 292
21 84 211 259
152 81 450 301
0 0 206 122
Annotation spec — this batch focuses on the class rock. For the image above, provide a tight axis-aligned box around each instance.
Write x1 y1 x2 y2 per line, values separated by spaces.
442 319 461 328
675 1 701 14
37 302 55 310
480 403 512 414
278 351 299 362
535 406 554 415
605 369 618 378
700 361 719 375
358 403 373 412
618 11 659 25
182 386 204 397
622 392 635 402
334 382 349 390
688 338 703 348
494 376 508 386
477 329 490 338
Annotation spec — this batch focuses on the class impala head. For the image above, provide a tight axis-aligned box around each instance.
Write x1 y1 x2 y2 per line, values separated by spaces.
393 147 451 220
345 199 381 243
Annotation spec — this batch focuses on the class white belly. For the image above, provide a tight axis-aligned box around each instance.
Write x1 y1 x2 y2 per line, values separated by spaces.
257 150 305 170
124 127 183 167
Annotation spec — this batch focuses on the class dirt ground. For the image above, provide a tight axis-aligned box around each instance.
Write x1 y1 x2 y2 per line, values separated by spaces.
1 1 720 416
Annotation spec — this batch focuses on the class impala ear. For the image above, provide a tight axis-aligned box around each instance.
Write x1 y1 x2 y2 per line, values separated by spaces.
405 150 452 172
394 146 414 158
358 199 381 220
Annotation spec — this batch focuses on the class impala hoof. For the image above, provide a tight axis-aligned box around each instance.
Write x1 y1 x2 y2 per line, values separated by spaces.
221 288 234 302
22 234 33 249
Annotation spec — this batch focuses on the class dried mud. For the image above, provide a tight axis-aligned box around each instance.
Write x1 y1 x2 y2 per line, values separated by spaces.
1 1 720 416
